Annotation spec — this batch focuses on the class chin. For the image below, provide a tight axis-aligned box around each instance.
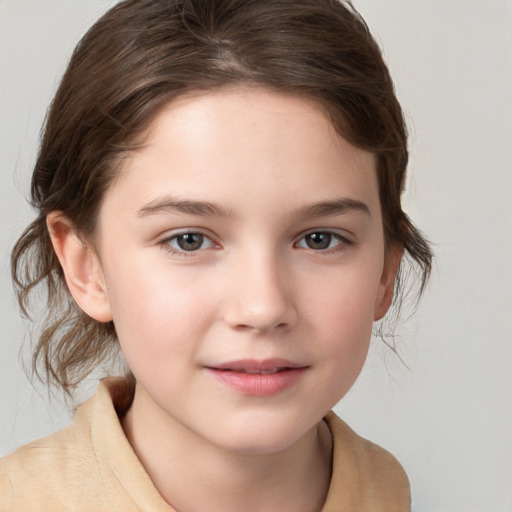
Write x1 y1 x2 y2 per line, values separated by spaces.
220 436 299 457
208 415 318 457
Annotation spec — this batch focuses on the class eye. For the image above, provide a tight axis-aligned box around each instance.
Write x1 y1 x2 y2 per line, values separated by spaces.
164 232 215 253
296 231 349 251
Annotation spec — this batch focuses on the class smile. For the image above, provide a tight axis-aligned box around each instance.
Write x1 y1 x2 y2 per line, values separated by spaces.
205 359 308 396
227 368 285 375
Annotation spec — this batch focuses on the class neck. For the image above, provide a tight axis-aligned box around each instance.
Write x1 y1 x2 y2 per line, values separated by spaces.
122 384 333 512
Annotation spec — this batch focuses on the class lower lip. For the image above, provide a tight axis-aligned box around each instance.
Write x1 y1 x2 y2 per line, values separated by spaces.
206 368 306 396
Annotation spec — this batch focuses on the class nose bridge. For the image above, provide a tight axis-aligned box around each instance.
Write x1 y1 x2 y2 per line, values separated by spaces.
224 242 296 332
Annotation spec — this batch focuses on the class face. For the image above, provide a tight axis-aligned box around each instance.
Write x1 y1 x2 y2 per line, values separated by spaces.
87 88 397 454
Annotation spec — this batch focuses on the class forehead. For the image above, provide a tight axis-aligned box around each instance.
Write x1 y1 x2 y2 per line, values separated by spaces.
137 87 340 155
103 87 379 220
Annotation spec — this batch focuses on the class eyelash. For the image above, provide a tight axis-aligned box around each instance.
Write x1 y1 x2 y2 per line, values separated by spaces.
294 230 353 253
159 229 353 257
160 231 216 257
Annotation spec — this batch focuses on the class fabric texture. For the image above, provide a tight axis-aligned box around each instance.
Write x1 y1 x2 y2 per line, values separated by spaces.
0 378 410 511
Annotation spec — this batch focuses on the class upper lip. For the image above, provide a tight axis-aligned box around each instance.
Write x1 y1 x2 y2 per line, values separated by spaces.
206 358 308 372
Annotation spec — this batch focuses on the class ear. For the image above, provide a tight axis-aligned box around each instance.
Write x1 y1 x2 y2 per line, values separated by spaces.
47 212 113 323
373 244 403 321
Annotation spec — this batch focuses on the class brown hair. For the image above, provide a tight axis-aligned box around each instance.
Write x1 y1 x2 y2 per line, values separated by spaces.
12 0 432 395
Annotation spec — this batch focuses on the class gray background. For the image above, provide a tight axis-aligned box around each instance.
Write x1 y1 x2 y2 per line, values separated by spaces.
1 1 511 510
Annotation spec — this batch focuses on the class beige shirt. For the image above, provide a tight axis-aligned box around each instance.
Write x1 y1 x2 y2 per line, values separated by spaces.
0 378 410 511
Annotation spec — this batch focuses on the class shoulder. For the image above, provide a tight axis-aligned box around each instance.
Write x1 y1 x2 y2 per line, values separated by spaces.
0 419 93 510
0 397 103 510
0 377 145 512
323 411 411 512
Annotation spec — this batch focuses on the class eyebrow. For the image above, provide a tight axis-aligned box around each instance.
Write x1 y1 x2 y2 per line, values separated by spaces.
299 198 371 218
137 196 234 218
137 196 370 219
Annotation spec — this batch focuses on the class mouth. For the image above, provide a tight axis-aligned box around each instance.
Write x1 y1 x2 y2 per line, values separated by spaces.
224 367 288 375
205 359 308 396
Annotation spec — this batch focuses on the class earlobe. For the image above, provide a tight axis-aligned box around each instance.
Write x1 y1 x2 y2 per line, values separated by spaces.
47 212 113 323
373 244 403 321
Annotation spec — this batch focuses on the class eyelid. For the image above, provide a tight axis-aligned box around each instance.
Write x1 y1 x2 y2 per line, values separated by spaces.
157 227 354 257
294 228 354 251
159 228 220 256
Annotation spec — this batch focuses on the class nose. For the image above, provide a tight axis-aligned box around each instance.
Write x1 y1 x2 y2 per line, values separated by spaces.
222 251 297 333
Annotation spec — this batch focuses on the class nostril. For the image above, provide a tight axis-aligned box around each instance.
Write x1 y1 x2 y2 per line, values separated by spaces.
231 321 291 334
222 273 298 332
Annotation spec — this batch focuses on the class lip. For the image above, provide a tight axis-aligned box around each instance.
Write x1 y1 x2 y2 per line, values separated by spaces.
205 359 308 396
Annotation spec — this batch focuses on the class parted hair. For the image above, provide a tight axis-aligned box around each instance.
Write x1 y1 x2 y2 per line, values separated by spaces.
11 0 432 395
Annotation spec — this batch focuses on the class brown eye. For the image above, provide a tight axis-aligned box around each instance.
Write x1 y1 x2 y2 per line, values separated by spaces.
164 232 215 253
297 231 348 251
176 233 204 251
304 232 333 250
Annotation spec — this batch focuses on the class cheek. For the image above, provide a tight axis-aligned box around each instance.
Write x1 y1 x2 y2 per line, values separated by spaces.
104 264 217 367
308 263 381 329
310 286 375 406
305 264 381 367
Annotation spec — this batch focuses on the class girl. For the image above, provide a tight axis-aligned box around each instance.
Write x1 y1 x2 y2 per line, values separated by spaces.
1 0 432 510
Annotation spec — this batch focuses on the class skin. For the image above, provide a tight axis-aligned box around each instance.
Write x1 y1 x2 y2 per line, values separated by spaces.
48 87 401 511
